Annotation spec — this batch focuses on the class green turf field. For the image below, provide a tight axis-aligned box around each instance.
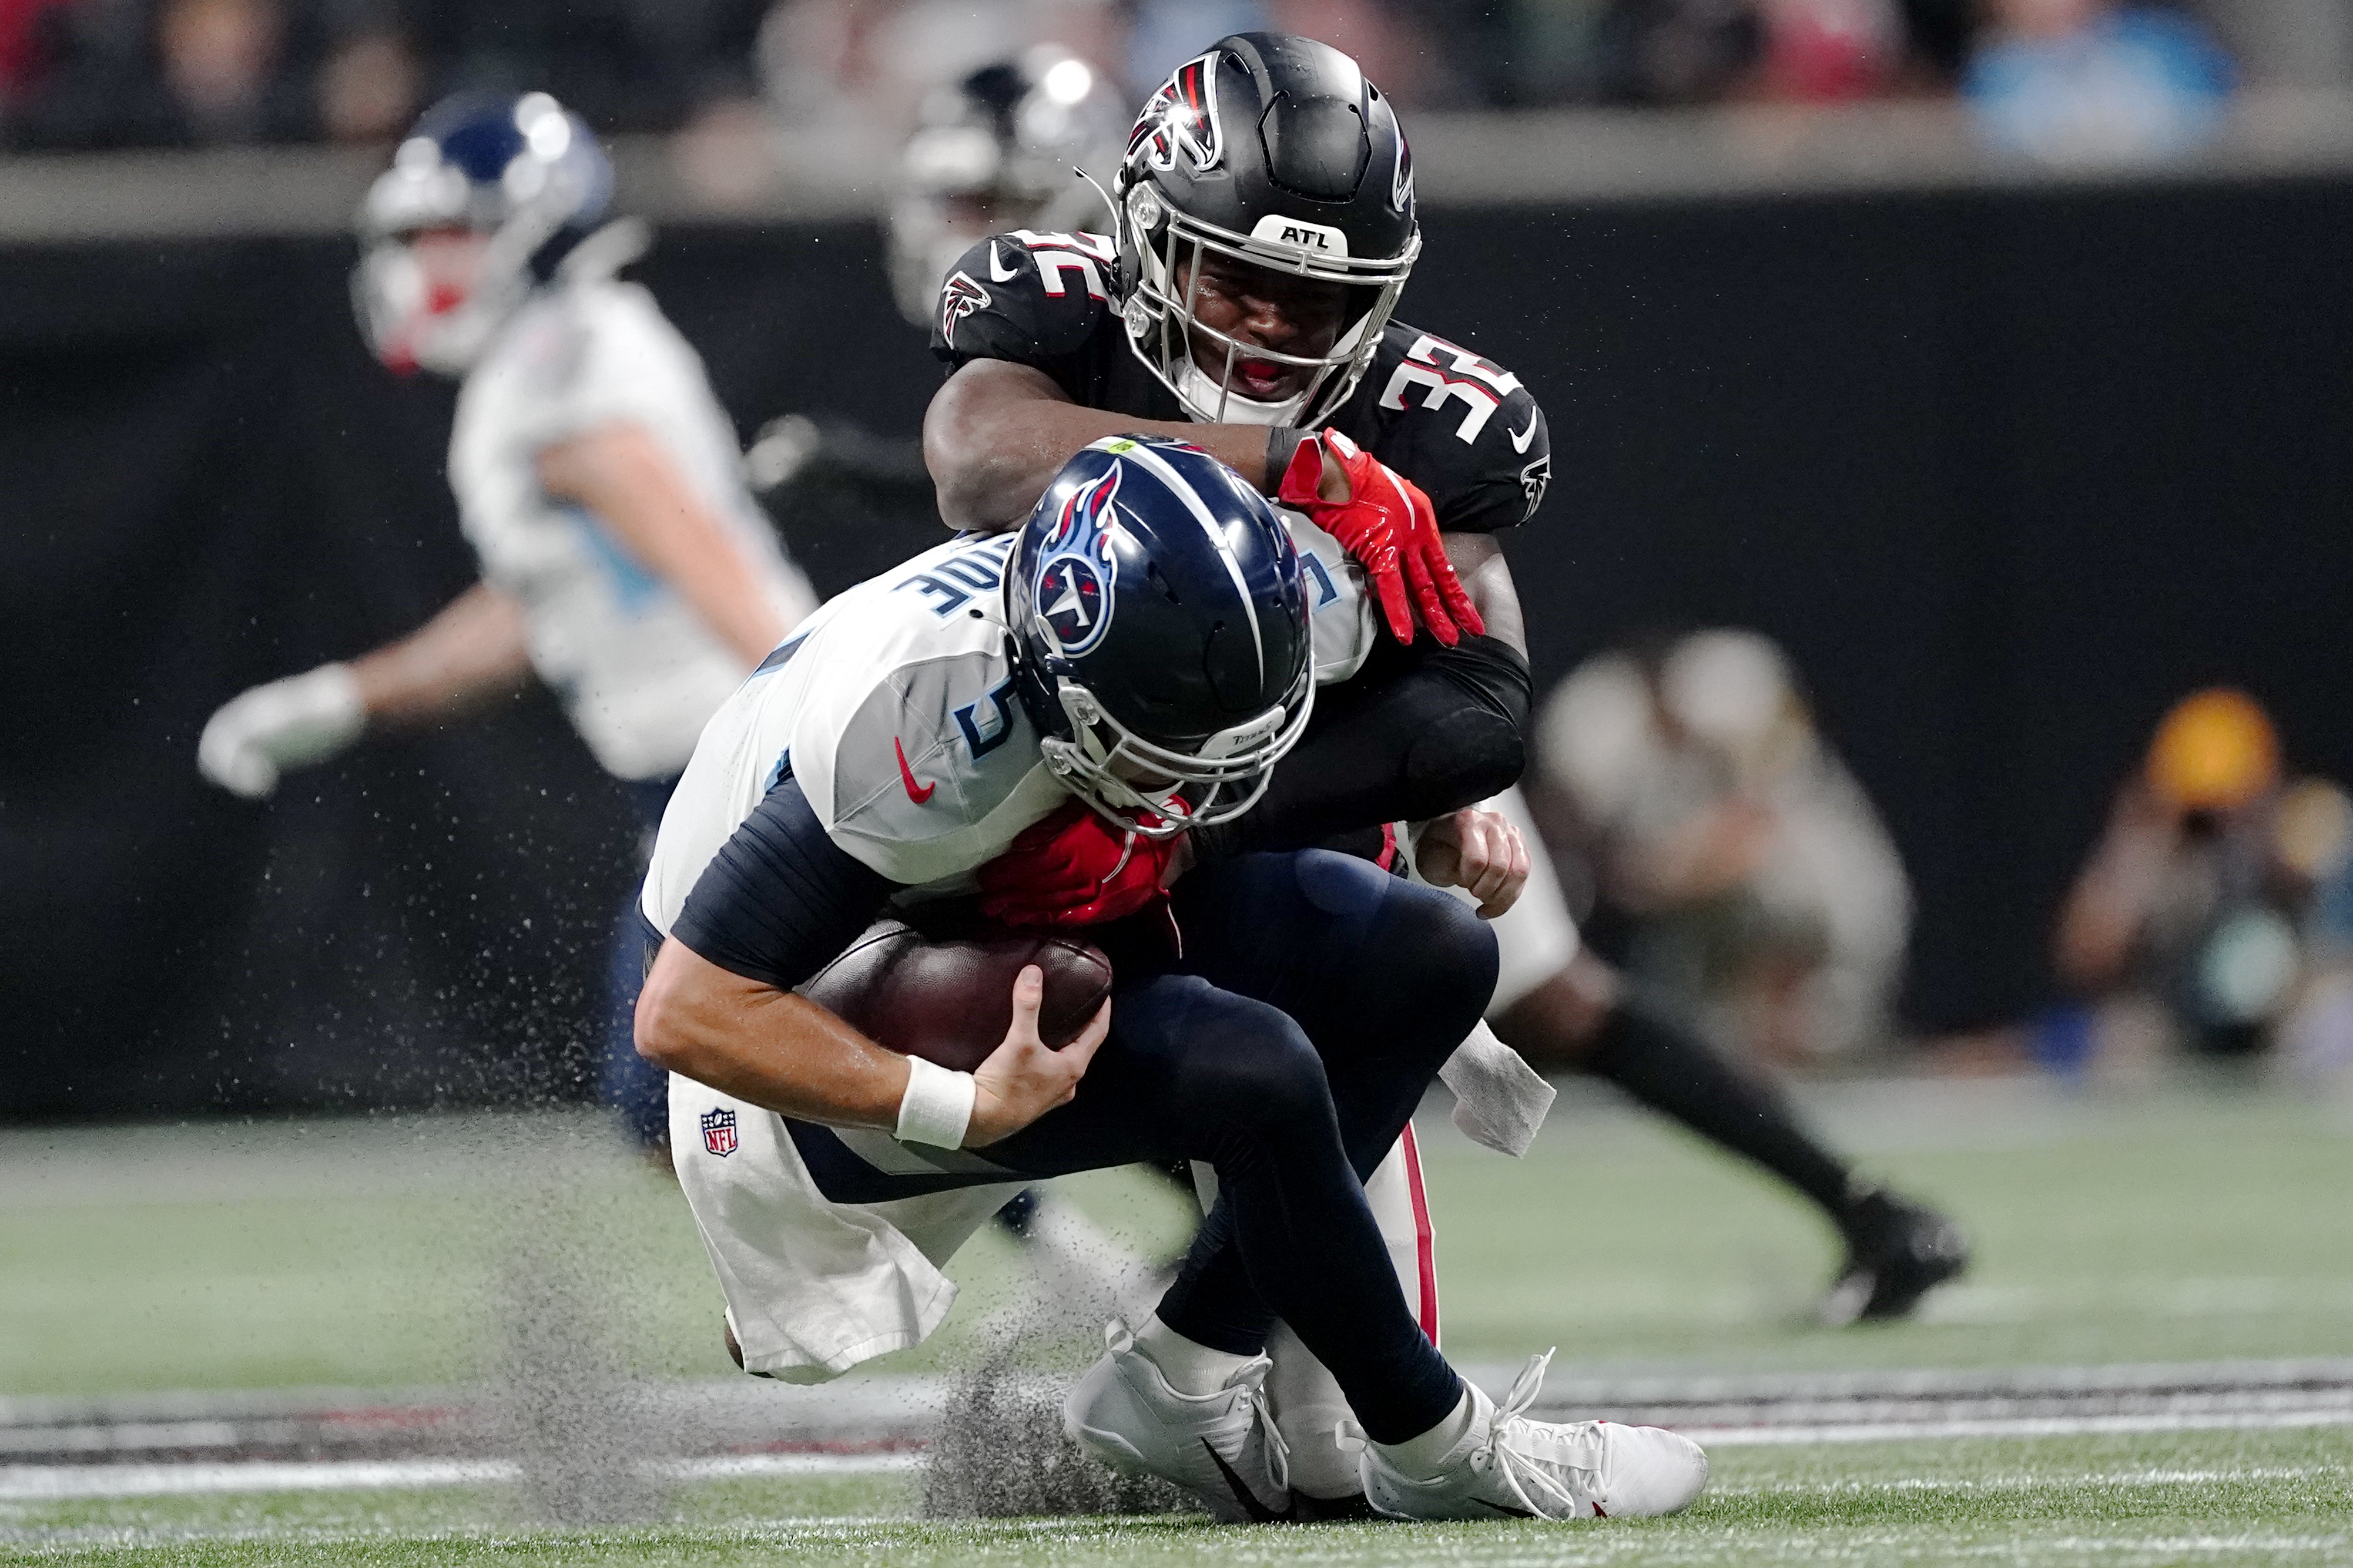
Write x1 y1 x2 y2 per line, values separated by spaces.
7 1079 2351 1393
6 1077 2352 1564
8 1428 2350 1565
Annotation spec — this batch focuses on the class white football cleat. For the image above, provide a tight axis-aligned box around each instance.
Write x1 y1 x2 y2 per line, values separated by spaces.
1350 1352 1708 1521
1062 1318 1292 1523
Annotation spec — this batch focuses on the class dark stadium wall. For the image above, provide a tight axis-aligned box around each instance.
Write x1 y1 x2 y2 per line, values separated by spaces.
4 181 2349 1119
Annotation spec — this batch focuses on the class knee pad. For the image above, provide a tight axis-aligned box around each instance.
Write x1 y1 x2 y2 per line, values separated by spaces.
1184 1004 1331 1134
1385 881 1501 1025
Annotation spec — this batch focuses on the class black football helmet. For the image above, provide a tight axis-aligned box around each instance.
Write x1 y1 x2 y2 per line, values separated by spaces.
1007 435 1316 837
887 47 1127 326
1111 32 1420 428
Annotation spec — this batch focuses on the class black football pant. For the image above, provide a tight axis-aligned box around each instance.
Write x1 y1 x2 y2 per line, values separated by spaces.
789 849 1491 1443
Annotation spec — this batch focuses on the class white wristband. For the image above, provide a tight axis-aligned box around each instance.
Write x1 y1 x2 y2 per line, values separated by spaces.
896 1057 976 1149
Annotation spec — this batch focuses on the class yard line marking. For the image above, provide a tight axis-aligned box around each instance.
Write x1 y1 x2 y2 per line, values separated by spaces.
1715 1464 2341 1494
9 1405 2346 1500
0 1460 515 1501
1698 1407 2353 1445
674 1453 925 1482
0 1452 921 1502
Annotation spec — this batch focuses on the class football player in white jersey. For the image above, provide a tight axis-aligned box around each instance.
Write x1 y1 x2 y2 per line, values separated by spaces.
196 93 817 1146
635 434 1708 1523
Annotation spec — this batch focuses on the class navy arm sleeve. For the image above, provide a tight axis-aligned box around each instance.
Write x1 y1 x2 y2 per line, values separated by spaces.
1204 633 1533 858
671 773 894 991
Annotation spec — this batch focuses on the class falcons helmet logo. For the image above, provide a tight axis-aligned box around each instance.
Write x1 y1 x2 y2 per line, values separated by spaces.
938 270 990 347
1519 454 1553 521
1128 53 1223 176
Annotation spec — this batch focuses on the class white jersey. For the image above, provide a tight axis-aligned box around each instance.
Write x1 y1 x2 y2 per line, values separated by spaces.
643 512 1373 1382
450 278 817 781
642 513 1375 930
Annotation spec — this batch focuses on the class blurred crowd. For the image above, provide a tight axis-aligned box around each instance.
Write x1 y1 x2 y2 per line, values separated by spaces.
1530 630 1912 1073
4 0 2340 161
1520 643 2352 1093
2043 688 2353 1086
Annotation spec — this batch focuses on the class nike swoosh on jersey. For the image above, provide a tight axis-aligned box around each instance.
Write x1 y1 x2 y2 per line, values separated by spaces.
894 737 936 804
1508 412 1539 454
988 242 1019 283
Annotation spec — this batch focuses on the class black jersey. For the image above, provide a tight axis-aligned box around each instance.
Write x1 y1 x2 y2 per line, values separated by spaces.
929 230 1552 536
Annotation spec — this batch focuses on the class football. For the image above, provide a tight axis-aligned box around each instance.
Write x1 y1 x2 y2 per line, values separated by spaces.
799 919 1114 1073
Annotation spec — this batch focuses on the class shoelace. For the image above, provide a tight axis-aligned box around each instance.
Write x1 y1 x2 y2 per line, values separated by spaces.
1232 1373 1292 1496
1106 1318 1291 1498
1470 1351 1605 1516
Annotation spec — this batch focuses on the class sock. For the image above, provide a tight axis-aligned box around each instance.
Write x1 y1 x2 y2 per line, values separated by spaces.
1584 993 1856 1223
1133 1313 1258 1397
1372 1384 1475 1480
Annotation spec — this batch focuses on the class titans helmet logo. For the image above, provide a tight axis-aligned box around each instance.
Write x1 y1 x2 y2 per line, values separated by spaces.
1035 462 1122 658
1127 53 1222 176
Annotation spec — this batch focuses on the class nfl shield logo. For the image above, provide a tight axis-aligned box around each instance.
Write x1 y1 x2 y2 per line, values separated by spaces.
700 1106 738 1157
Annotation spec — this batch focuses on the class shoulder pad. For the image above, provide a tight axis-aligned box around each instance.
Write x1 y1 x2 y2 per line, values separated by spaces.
1279 508 1378 686
501 295 595 398
784 540 1067 885
1363 325 1553 533
929 230 1119 367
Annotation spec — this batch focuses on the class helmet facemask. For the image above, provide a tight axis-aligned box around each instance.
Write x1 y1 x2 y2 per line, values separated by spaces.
1037 672 1316 839
1114 173 1418 429
353 220 544 377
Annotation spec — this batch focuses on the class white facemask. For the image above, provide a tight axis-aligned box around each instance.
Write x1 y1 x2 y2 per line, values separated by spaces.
1172 357 1308 426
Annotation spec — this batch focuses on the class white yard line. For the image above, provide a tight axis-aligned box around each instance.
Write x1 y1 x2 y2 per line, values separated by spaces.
0 1451 923 1503
1700 1406 2353 1445
7 1404 2346 1500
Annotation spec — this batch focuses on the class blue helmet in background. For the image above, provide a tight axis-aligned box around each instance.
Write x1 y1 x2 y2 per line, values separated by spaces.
1008 435 1316 837
352 92 616 375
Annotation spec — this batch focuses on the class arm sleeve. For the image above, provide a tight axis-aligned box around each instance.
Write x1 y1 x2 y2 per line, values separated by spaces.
671 771 894 991
1210 634 1533 857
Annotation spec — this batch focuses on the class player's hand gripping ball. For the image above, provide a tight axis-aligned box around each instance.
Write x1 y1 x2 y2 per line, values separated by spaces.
800 919 1113 1073
1278 429 1484 648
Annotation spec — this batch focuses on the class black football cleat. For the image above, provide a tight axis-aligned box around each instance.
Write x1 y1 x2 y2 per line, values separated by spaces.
1819 1187 1970 1326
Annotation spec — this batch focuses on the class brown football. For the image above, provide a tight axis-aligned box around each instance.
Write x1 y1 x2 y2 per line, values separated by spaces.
799 919 1113 1073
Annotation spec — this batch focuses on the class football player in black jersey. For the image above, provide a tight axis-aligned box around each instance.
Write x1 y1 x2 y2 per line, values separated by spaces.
923 27 1965 1503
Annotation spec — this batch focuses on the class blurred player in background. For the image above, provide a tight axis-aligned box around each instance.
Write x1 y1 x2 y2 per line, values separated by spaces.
2052 686 2353 1077
738 49 1129 608
1536 629 1913 1067
197 92 817 1149
887 46 1127 330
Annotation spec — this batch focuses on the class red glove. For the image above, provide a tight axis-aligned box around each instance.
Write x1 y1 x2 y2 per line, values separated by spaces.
978 801 1180 928
1278 429 1483 647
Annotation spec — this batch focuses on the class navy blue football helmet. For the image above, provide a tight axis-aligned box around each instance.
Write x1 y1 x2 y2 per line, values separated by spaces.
1008 435 1315 837
353 92 616 375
